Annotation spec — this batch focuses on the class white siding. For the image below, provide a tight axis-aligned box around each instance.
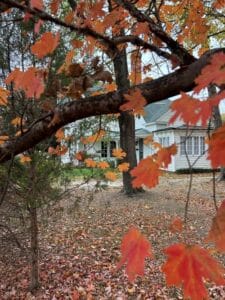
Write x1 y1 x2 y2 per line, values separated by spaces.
174 130 211 170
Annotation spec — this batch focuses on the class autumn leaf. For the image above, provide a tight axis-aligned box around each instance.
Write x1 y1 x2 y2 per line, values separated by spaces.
207 124 225 168
0 135 9 145
120 88 147 115
0 87 9 105
55 128 65 142
31 32 60 59
144 135 153 145
50 0 61 14
84 158 97 168
19 154 31 163
156 144 177 168
195 52 225 93
31 0 44 10
5 67 44 99
112 148 126 159
48 145 67 156
81 130 106 144
105 171 117 181
206 200 225 252
131 156 161 188
97 161 110 169
117 226 153 282
11 117 24 127
162 243 225 300
117 162 130 172
169 217 183 233
74 151 85 161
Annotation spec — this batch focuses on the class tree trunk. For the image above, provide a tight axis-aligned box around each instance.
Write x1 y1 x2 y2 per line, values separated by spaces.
29 205 39 291
209 85 225 180
113 50 138 195
28 159 40 291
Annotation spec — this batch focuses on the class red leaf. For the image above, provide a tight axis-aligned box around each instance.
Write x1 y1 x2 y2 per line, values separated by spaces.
50 0 61 15
31 32 60 59
131 156 161 188
169 217 183 233
156 144 177 168
207 123 225 168
206 200 225 252
162 243 225 300
117 226 153 282
195 52 225 93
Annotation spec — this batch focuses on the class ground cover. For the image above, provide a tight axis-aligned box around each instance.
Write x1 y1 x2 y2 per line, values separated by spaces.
1 173 225 299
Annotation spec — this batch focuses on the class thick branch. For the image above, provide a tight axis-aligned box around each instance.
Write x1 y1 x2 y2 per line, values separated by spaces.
0 49 223 164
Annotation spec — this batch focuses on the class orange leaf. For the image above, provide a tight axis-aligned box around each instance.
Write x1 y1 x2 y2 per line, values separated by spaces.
112 148 126 159
74 151 85 161
207 124 225 168
20 155 31 163
206 200 225 252
0 135 9 145
195 52 225 93
162 243 225 300
48 145 67 156
50 0 61 14
0 87 9 105
117 226 153 282
84 158 97 168
143 135 153 145
31 0 44 10
5 67 44 99
81 130 106 144
117 162 130 172
31 32 60 59
55 128 65 142
105 171 117 181
120 88 147 115
97 161 110 169
169 217 183 233
156 144 177 168
11 117 24 126
131 157 161 188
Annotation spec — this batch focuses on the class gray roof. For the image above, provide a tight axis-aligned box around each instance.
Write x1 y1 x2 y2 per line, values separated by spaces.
143 100 171 123
135 128 151 137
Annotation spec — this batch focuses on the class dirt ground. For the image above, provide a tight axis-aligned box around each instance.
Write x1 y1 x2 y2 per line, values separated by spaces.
1 173 225 299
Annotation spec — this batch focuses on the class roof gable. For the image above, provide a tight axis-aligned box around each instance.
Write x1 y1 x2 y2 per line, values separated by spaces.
144 100 171 123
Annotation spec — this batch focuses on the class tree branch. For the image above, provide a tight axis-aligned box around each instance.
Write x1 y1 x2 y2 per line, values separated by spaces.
0 48 223 164
114 0 196 65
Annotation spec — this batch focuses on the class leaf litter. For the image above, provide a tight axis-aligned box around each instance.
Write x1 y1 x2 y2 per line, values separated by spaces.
1 173 225 299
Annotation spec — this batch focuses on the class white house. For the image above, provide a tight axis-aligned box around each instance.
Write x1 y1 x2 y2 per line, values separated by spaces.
62 99 212 171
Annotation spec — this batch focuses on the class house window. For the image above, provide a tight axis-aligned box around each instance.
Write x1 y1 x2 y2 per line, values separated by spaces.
159 137 170 147
180 136 206 156
110 141 116 157
200 137 205 155
186 137 193 155
180 136 186 155
194 137 199 155
101 141 108 158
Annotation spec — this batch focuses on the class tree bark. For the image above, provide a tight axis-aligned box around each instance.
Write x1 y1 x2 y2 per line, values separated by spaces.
209 85 225 180
29 205 39 291
113 49 138 194
28 160 40 291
